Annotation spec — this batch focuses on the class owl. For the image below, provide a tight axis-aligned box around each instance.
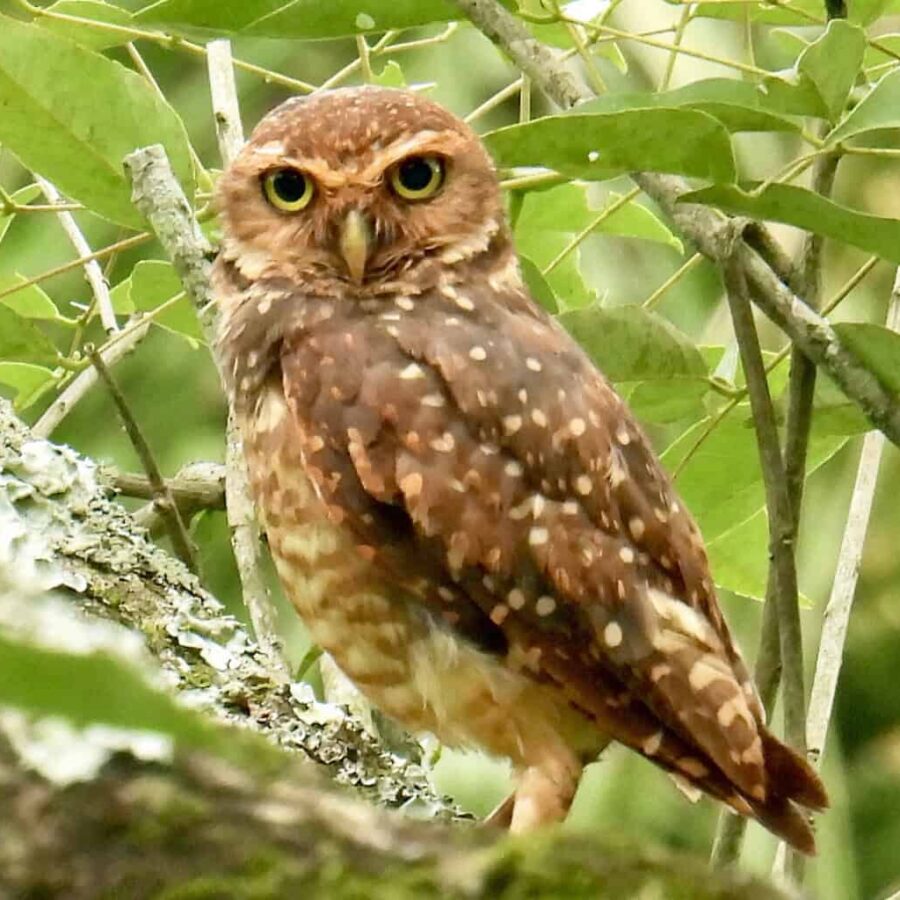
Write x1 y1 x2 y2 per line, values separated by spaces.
213 86 826 851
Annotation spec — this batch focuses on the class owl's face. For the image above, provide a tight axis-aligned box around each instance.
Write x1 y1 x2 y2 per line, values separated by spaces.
217 87 507 296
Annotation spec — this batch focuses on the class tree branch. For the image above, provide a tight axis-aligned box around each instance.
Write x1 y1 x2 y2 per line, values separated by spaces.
450 0 900 448
0 396 450 813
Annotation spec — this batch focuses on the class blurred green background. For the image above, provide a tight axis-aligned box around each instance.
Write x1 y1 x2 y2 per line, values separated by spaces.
1 1 898 897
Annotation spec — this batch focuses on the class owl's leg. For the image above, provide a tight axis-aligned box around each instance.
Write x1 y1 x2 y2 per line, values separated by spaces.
509 754 582 833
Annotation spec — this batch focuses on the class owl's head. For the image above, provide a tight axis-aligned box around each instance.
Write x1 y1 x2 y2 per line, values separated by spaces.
216 87 507 295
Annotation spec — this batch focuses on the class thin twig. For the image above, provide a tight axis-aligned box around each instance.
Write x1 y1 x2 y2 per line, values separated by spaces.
87 345 198 571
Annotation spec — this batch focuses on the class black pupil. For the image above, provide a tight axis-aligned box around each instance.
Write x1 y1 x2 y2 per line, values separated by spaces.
271 169 306 202
399 157 437 192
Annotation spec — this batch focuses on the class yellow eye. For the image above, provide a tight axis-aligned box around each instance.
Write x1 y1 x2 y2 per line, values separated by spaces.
390 155 445 201
262 168 314 211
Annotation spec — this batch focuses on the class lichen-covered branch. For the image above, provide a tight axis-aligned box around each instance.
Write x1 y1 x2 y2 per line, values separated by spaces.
450 0 900 448
0 396 452 816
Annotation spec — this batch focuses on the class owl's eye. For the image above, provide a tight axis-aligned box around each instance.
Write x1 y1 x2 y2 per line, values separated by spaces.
262 168 315 211
390 156 445 201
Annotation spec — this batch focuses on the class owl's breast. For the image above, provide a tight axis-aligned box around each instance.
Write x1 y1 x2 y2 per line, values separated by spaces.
240 384 599 764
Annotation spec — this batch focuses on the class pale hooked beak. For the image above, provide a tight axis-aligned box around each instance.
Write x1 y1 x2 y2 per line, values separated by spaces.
338 210 371 285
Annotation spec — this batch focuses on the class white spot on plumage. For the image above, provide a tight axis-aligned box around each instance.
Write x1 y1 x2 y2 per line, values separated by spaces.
535 595 556 617
469 345 487 361
529 526 549 546
603 621 623 647
400 363 425 380
503 414 522 435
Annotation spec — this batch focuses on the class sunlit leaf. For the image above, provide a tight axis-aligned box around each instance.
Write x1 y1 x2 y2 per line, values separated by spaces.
485 109 736 182
0 15 195 227
683 183 900 264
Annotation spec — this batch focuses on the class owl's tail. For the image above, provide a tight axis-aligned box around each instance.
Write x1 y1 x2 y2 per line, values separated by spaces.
671 724 828 855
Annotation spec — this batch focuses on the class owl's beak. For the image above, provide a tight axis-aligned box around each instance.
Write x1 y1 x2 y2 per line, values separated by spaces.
338 210 371 285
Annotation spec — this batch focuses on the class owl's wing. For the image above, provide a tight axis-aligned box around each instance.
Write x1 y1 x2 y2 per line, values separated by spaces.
279 281 825 845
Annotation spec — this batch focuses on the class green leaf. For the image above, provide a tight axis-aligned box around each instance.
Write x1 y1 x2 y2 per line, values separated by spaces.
559 305 711 423
108 276 135 316
666 409 847 601
828 69 900 144
519 256 557 313
0 305 60 366
0 274 69 323
485 109 737 182
130 260 203 343
581 79 804 132
683 183 900 265
832 322 900 394
0 629 279 774
795 20 866 122
516 183 682 251
372 60 407 88
662 407 847 548
685 0 888 26
0 185 42 245
0 361 58 409
517 229 594 310
137 0 474 37
0 15 195 228
38 1 137 50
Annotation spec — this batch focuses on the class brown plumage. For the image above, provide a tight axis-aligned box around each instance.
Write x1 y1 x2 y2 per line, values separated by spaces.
213 86 827 850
